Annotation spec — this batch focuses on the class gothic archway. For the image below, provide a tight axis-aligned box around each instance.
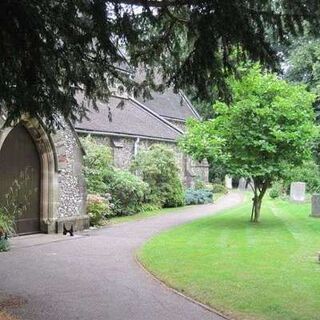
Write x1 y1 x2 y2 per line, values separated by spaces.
0 117 58 233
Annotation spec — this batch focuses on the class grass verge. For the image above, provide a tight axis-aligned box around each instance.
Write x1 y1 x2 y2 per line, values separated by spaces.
107 193 224 225
106 205 190 225
139 196 320 320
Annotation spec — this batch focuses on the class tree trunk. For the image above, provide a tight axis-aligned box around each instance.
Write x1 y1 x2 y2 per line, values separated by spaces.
250 180 269 223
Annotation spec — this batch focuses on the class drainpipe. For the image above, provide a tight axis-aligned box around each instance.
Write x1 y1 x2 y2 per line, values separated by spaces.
134 137 140 157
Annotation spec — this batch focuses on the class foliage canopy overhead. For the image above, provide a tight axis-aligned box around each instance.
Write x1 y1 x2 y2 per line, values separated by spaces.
1 0 320 126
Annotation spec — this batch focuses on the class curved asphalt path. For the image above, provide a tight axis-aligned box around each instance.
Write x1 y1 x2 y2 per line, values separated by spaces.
0 192 243 320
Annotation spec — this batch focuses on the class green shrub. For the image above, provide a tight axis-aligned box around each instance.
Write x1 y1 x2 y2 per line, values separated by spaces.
211 183 228 194
268 181 284 199
269 188 280 199
0 212 15 235
185 189 213 205
107 170 149 215
81 136 113 194
194 179 207 190
140 203 161 213
0 238 9 252
131 145 184 208
283 161 320 193
87 194 113 226
0 210 14 252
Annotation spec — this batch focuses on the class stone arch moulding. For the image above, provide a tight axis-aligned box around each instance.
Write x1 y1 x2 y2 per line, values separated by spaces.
0 116 59 234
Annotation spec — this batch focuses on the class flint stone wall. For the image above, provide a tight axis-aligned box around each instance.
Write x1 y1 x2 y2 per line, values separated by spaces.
0 116 88 233
53 121 87 218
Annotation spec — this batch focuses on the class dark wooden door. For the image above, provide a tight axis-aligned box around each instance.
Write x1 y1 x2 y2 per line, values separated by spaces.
0 124 40 234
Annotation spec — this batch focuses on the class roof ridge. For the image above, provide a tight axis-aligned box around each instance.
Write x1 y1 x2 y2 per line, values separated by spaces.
178 91 201 119
129 97 184 134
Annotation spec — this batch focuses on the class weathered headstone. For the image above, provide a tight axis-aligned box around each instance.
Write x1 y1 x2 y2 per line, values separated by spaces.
238 177 247 190
311 194 320 217
290 182 306 202
225 175 233 189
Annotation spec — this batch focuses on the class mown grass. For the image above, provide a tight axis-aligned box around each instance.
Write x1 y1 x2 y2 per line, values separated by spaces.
107 193 224 225
139 196 320 320
107 205 189 224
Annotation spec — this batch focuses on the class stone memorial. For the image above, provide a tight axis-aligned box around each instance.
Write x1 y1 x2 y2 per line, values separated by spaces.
225 175 233 189
311 194 320 217
290 182 306 202
238 177 247 190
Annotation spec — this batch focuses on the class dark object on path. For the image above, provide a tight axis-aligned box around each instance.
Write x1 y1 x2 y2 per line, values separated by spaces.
63 224 74 236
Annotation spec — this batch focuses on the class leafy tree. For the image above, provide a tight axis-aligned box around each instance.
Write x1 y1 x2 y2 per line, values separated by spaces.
181 66 317 222
282 36 320 164
285 37 320 112
1 1 319 126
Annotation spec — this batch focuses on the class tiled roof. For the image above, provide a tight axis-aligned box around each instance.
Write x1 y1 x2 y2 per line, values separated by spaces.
74 95 181 141
135 89 199 121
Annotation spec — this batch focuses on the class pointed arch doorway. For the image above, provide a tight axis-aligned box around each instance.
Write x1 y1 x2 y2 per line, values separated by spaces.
0 124 41 234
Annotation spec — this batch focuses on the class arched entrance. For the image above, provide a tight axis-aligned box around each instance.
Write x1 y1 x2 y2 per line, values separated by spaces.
0 124 41 234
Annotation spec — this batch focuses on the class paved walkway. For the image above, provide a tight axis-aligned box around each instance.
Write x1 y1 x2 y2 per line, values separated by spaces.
0 192 243 320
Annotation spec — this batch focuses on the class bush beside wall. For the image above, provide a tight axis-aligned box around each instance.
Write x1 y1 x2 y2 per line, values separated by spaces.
107 170 150 215
185 189 213 205
131 144 185 208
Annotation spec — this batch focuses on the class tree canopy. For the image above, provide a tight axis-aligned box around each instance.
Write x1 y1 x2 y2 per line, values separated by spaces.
180 66 318 221
285 37 320 112
1 0 320 126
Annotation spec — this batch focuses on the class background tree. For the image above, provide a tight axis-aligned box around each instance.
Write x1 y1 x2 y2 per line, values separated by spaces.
283 36 320 163
180 66 317 222
1 0 320 126
285 37 320 116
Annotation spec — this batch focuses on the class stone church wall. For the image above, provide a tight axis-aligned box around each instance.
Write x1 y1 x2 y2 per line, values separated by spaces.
78 133 209 187
52 122 87 219
50 121 88 233
0 116 88 234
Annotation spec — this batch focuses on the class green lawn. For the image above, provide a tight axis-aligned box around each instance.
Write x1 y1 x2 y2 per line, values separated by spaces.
107 205 189 224
107 193 225 225
139 196 320 320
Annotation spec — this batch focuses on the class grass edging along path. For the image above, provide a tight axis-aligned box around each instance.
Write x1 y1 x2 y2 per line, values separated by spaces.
138 196 320 320
108 193 225 225
107 205 189 224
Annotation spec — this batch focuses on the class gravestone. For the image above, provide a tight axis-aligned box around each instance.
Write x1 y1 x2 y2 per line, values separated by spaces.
238 177 247 190
225 175 233 189
311 194 320 217
290 182 306 202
